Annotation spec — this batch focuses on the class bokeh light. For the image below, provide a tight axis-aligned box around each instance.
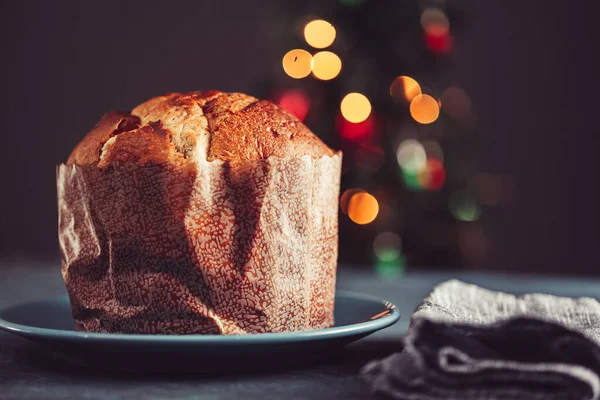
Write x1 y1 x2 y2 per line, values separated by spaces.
409 94 439 124
375 257 406 277
348 192 379 225
396 139 426 173
422 140 444 162
389 76 422 104
425 25 453 54
402 170 422 191
440 86 472 119
336 112 375 141
340 188 364 214
422 7 452 54
449 191 481 222
311 51 342 80
373 231 402 262
340 92 372 123
304 20 336 49
410 94 440 124
417 158 446 191
420 8 450 33
277 89 311 121
282 49 312 79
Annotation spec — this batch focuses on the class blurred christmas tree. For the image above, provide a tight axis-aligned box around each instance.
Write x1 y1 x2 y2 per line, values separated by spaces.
254 0 483 274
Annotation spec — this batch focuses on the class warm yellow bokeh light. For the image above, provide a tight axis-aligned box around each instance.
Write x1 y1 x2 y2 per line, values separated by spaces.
410 94 440 124
311 51 342 80
340 92 371 123
304 20 336 49
340 188 364 215
389 76 422 103
282 49 313 79
348 192 379 225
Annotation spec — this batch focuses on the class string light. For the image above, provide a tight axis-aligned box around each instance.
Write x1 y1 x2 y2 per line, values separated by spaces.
340 92 371 123
390 76 422 104
311 51 342 80
440 86 472 118
373 232 402 262
275 4 478 269
410 94 440 124
347 192 379 225
304 20 336 49
282 49 312 79
449 191 481 222
396 139 426 173
277 89 311 121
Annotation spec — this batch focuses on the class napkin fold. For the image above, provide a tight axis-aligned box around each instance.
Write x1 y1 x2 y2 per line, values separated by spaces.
361 280 600 400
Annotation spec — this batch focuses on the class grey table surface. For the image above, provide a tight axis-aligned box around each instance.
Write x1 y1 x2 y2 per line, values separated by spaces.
1 260 599 400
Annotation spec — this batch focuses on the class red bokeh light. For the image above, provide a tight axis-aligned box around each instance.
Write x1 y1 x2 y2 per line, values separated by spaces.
418 158 446 190
336 112 376 142
424 24 453 54
277 89 311 121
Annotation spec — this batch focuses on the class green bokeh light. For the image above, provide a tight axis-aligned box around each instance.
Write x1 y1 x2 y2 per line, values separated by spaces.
376 248 400 262
449 191 481 222
402 170 423 191
375 254 406 277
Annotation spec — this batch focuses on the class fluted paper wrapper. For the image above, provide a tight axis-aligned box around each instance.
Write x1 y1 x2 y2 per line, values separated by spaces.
57 153 341 334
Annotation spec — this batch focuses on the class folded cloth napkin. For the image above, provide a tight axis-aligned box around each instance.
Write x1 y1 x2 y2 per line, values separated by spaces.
361 280 600 400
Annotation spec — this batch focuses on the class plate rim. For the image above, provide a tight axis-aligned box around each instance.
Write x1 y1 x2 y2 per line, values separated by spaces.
0 290 400 344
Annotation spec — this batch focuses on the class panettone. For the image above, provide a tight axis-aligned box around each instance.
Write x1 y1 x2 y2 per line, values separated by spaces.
58 91 342 335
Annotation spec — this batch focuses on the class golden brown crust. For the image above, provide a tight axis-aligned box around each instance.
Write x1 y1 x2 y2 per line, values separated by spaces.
205 99 334 161
67 111 140 165
67 91 334 166
98 122 185 167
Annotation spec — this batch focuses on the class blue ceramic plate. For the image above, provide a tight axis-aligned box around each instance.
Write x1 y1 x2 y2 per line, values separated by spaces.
0 291 399 373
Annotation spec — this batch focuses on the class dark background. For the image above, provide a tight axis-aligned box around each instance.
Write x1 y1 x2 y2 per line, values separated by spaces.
0 1 599 274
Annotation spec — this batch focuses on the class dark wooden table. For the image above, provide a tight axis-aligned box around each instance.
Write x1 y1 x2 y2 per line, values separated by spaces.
1 261 599 400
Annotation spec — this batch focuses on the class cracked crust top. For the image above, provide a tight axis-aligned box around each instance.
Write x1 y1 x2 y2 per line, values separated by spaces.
67 91 334 167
